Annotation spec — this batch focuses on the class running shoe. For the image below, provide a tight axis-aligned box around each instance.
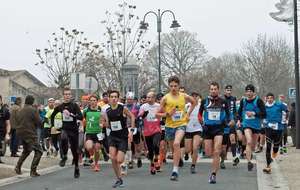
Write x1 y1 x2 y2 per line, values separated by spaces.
190 165 196 174
137 158 142 168
121 164 128 176
247 162 254 171
59 156 67 167
263 166 271 174
128 161 134 169
170 172 178 181
184 153 189 161
220 160 226 169
233 157 240 166
208 174 216 184
283 146 288 154
74 167 80 178
93 163 100 172
150 163 156 175
112 178 124 188
280 147 284 155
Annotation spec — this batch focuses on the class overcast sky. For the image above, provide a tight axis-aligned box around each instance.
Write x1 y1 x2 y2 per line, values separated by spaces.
0 0 292 85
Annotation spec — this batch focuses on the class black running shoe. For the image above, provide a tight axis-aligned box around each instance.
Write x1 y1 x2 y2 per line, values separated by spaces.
248 162 254 171
137 158 142 168
184 153 189 161
59 156 67 167
74 167 80 178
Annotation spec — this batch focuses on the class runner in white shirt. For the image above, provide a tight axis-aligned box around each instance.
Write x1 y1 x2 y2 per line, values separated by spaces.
185 92 203 174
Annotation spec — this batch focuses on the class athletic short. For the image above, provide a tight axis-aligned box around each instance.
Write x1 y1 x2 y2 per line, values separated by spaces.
160 130 165 141
243 127 260 134
229 127 236 134
203 126 223 140
165 126 186 141
260 128 266 135
43 128 51 138
222 134 230 145
85 133 103 144
108 135 128 153
185 131 202 139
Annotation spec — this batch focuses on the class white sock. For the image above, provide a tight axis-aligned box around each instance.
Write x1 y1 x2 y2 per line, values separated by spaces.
173 166 179 173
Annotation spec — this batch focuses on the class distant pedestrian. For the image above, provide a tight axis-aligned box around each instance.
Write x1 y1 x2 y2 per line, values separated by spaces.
10 97 22 157
15 95 43 177
0 95 11 163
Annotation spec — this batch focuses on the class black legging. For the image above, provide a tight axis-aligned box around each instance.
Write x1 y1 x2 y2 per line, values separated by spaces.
61 130 79 167
145 133 161 162
280 127 288 146
265 128 282 166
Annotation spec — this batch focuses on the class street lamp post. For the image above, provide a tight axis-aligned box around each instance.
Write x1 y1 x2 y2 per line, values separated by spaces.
140 9 181 93
293 0 300 149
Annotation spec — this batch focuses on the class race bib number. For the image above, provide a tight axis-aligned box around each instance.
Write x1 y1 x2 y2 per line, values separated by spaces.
208 111 220 121
62 112 73 122
161 125 165 130
268 122 279 130
54 119 62 129
245 112 255 120
110 121 122 131
146 113 157 122
172 111 183 121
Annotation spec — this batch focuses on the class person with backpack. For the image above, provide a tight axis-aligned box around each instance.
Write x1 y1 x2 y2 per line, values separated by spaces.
237 84 266 171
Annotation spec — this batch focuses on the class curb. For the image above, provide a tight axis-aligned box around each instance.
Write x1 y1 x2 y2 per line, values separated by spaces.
0 165 71 187
256 152 290 190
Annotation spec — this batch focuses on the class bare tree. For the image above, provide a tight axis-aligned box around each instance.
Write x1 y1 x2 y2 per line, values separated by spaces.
35 27 100 89
100 1 149 90
145 30 208 91
241 34 294 96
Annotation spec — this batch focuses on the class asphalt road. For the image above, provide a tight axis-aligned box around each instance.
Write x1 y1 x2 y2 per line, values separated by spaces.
2 161 258 190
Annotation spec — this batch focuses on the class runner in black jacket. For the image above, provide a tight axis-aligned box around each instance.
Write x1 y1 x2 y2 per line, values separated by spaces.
51 87 83 178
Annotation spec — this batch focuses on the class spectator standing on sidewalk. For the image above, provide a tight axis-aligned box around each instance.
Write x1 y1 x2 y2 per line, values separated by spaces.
0 95 11 163
15 95 43 177
9 97 22 157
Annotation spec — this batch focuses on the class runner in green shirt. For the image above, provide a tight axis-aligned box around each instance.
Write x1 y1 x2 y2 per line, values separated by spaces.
83 95 104 172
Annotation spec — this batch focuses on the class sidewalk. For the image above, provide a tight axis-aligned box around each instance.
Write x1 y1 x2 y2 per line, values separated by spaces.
277 146 300 190
0 149 61 179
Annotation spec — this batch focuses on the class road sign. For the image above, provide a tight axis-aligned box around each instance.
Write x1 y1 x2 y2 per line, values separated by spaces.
289 87 296 99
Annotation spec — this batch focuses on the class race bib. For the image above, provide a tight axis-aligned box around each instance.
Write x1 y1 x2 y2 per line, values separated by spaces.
268 122 279 130
54 119 63 129
208 111 221 121
146 113 157 122
161 125 166 130
245 112 255 120
110 121 122 131
97 133 104 141
62 112 73 122
172 111 183 121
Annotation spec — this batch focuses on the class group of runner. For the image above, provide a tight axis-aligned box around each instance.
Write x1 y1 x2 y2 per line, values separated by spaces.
19 76 290 188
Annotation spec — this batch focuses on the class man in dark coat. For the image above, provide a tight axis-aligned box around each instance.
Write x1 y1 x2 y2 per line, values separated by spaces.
15 95 43 177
